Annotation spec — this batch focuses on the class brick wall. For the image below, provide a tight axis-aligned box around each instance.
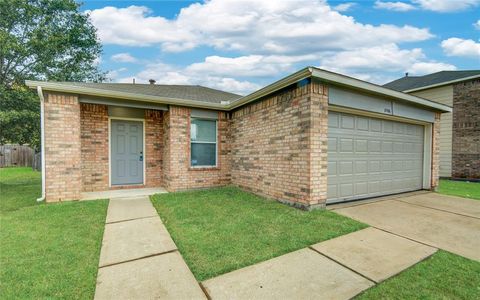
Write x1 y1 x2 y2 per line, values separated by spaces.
431 112 441 188
452 79 480 179
162 106 231 191
230 81 328 209
80 103 109 192
145 110 163 187
44 93 82 201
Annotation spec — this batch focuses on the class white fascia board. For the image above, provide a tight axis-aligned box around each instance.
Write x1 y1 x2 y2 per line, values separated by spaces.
309 68 452 113
402 74 480 93
227 67 312 110
26 66 453 113
25 80 229 111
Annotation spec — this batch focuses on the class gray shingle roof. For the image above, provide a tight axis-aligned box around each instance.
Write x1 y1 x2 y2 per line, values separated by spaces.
383 70 480 91
54 82 242 104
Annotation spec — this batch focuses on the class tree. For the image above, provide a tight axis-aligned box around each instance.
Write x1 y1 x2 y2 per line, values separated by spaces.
0 0 106 149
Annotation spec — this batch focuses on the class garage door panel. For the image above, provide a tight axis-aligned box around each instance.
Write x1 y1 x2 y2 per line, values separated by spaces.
328 112 424 204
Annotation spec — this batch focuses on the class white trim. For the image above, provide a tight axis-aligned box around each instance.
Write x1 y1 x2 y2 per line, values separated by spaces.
327 106 433 193
189 118 218 168
328 105 431 125
108 117 146 187
36 86 46 202
403 74 480 93
26 66 452 113
310 68 451 113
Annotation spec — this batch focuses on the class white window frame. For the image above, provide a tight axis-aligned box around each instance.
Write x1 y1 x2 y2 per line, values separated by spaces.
190 117 218 168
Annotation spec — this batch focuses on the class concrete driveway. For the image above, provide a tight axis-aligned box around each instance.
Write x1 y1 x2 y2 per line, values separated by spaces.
333 192 480 261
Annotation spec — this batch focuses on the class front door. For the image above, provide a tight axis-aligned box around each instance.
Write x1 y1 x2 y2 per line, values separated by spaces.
111 119 144 185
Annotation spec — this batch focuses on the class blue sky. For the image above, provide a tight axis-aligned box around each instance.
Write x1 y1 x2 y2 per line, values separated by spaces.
81 0 480 95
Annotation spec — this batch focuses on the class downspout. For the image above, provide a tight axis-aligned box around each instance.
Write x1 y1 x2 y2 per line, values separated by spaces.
36 86 46 202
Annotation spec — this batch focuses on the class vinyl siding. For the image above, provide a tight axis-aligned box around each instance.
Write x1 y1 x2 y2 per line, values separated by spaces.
411 85 453 177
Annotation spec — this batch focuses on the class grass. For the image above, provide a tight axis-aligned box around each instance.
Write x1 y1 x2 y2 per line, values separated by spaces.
438 179 480 200
0 167 108 299
357 250 480 299
0 167 41 212
151 186 367 281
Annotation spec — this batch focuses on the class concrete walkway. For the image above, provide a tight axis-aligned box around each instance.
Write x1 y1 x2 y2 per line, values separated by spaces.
202 227 436 299
93 192 474 299
94 196 206 300
333 193 480 261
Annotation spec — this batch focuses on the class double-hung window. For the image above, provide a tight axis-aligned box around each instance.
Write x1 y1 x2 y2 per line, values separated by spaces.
190 118 217 167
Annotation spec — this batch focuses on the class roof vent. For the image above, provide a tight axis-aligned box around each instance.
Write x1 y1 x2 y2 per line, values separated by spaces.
149 79 156 85
405 72 409 77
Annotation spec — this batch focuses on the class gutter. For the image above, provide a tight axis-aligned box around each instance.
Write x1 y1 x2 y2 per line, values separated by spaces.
26 66 452 114
25 80 230 111
36 86 46 202
309 68 452 113
403 74 480 93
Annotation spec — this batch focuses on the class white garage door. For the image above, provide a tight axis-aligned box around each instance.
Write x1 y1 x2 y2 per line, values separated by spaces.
327 111 424 204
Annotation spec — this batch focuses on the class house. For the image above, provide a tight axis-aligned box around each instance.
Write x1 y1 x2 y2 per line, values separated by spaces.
384 71 480 180
26 67 451 209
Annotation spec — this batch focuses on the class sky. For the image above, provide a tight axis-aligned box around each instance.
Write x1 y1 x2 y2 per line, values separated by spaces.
81 0 480 95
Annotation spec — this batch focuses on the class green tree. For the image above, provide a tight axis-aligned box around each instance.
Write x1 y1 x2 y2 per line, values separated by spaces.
0 0 106 149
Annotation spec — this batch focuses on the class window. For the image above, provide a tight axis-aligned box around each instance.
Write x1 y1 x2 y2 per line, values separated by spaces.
190 118 217 167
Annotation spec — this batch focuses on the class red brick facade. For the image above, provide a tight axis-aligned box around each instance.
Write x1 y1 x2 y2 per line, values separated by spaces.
81 103 109 192
42 84 442 206
431 112 441 189
162 106 231 191
231 81 328 209
452 79 480 179
44 93 82 201
145 110 164 187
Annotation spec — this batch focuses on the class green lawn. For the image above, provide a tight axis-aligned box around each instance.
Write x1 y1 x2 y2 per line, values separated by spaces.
151 186 367 281
357 250 480 299
438 179 480 200
0 167 42 212
0 167 108 299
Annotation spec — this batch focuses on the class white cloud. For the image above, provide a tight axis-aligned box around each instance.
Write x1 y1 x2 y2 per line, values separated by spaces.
374 1 417 11
111 53 137 63
408 62 457 74
88 1 432 54
107 67 128 80
319 44 456 83
186 54 316 77
441 38 480 58
413 0 480 12
333 2 356 12
474 20 480 30
118 62 261 95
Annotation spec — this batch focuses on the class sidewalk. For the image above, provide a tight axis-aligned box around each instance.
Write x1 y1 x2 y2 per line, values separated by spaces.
94 196 206 300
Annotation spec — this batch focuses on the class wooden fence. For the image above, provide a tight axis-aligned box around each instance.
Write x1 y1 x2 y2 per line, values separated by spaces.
0 144 37 168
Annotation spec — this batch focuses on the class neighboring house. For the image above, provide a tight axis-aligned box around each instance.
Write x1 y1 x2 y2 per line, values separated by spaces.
384 71 480 180
26 67 451 209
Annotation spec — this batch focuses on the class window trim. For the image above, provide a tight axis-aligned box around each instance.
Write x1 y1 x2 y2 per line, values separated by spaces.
190 117 218 168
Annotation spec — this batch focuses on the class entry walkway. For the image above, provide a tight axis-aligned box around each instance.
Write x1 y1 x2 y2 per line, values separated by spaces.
94 196 206 300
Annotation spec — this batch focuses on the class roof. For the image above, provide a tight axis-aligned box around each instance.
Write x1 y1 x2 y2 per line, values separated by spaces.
383 70 480 92
25 66 452 113
37 82 242 104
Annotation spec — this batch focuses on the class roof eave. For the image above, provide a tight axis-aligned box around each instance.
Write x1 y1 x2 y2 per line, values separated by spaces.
402 74 480 93
227 67 313 110
309 68 452 113
25 80 229 111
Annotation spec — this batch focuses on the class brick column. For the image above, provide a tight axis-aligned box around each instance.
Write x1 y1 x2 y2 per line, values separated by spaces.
145 110 164 187
431 112 441 189
44 93 82 201
162 106 190 190
307 82 329 209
